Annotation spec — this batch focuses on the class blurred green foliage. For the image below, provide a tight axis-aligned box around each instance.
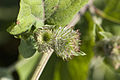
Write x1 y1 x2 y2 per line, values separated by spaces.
0 0 120 80
104 0 120 22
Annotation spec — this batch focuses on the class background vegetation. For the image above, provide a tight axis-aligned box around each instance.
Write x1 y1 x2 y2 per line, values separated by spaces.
0 0 120 80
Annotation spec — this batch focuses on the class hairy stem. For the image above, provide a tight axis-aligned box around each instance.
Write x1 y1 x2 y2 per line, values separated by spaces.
31 49 54 80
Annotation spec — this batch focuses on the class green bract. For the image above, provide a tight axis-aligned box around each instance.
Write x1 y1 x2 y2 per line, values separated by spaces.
34 26 84 60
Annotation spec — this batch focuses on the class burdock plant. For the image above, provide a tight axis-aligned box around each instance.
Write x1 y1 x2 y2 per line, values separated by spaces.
7 0 88 79
35 26 83 60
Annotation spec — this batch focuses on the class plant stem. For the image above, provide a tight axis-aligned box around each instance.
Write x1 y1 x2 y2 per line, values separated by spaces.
31 49 54 80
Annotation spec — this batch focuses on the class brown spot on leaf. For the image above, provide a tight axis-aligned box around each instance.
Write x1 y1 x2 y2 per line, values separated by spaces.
16 20 20 24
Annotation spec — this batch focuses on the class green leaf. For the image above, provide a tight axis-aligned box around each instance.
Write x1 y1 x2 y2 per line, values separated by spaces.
95 24 113 39
8 0 88 35
46 0 88 26
8 15 35 35
16 53 41 80
8 0 44 35
98 31 113 39
19 35 37 58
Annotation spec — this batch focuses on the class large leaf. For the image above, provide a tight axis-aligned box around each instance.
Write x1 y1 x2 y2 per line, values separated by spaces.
46 0 88 26
8 0 43 35
8 0 88 35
